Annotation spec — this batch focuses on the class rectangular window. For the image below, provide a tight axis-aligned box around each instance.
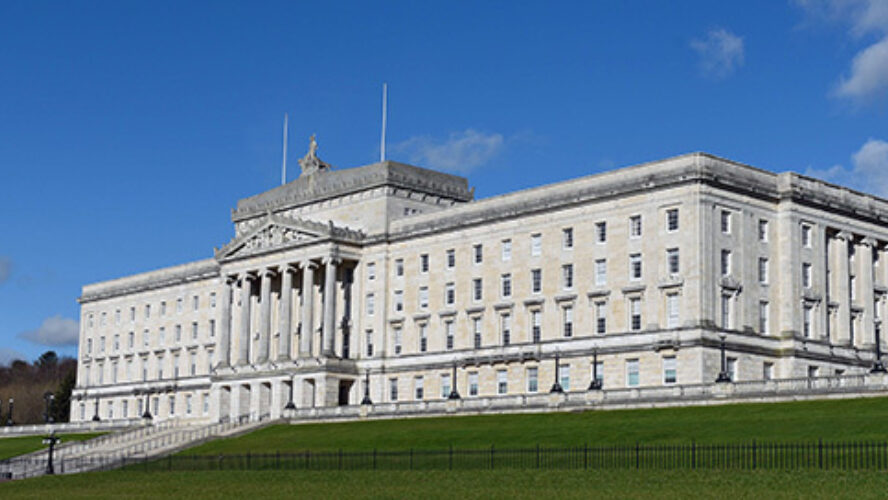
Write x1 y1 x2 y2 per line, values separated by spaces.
560 364 571 391
721 210 732 234
630 298 642 331
595 301 607 334
763 362 774 381
801 224 812 248
630 215 642 238
203 393 209 414
562 306 573 338
595 259 607 286
759 301 769 334
419 287 428 309
531 269 542 294
721 250 732 277
414 377 424 400
802 263 812 288
758 258 769 284
758 219 769 242
445 283 455 306
446 249 455 269
626 359 639 387
531 234 542 256
666 294 680 329
190 352 196 376
667 248 680 276
160 326 166 345
192 322 198 340
130 307 135 322
192 295 199 311
562 228 573 249
441 374 451 399
629 253 642 280
473 244 483 264
472 318 482 349
367 262 376 281
173 355 180 379
721 295 731 329
87 338 93 354
562 264 574 290
595 221 607 243
389 378 398 401
209 320 215 338
473 278 483 301
501 274 512 299
115 309 121 325
366 330 374 357
469 372 479 396
160 302 167 316
393 327 402 355
113 334 119 351
366 293 375 315
210 292 216 308
666 208 679 232
663 356 677 384
395 259 404 277
501 313 511 345
419 323 428 352
175 324 181 342
527 367 538 393
502 239 512 261
100 336 106 353
593 361 604 387
145 304 151 319
420 254 429 273
111 362 117 383
497 369 508 395
177 298 183 313
726 357 737 381
143 329 149 348
803 304 813 338
532 310 542 343
445 320 455 350
394 290 403 313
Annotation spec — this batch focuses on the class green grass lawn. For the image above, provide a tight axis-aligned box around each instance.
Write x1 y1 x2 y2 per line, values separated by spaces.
0 433 105 461
2 469 888 499
182 397 888 455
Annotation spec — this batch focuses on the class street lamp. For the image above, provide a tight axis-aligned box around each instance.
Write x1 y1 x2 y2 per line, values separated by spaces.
43 392 55 424
92 397 101 421
550 351 564 393
360 370 372 405
285 377 296 410
448 363 461 400
871 325 886 373
6 398 13 426
715 333 731 383
142 392 152 420
588 348 602 391
43 432 60 475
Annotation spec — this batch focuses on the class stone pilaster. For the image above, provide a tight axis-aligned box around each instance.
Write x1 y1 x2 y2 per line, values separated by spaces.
217 276 234 368
237 273 253 366
322 257 339 357
834 232 852 345
257 268 275 363
299 260 316 357
278 264 296 361
860 237 877 346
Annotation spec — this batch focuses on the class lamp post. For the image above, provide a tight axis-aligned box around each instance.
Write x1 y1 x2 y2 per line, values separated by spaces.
285 377 296 410
360 370 372 405
43 431 60 475
550 351 564 393
448 363 461 400
6 398 14 426
872 325 887 373
92 397 101 422
715 333 731 383
142 392 152 420
43 392 55 424
588 349 602 391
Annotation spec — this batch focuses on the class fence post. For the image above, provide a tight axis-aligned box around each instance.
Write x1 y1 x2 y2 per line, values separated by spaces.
490 445 495 470
536 444 540 469
752 440 756 470
819 439 823 469
692 441 696 470
635 442 639 469
167 454 171 472
449 445 453 471
247 452 251 470
373 448 377 470
339 448 343 470
409 448 413 470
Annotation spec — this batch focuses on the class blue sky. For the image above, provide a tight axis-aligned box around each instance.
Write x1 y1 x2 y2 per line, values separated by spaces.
1 1 887 364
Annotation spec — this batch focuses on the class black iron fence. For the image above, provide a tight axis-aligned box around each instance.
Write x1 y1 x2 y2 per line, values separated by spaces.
134 441 888 472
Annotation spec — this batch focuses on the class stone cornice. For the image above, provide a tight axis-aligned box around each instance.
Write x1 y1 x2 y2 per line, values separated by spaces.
80 259 220 304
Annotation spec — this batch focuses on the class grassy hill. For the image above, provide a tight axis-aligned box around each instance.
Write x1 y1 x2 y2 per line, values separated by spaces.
182 396 888 455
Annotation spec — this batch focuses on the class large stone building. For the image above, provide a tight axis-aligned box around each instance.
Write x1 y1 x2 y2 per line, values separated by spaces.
70 145 888 423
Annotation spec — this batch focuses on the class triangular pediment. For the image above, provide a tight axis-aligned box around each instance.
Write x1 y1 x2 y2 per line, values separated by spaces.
215 213 363 261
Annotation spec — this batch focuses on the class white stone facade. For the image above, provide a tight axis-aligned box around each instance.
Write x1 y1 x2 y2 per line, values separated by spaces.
71 151 888 423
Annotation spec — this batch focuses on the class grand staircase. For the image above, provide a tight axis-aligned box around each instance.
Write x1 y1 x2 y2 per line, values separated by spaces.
0 418 270 480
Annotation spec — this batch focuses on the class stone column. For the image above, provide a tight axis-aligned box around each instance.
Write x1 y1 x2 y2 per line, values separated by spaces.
278 264 295 361
299 260 316 357
237 273 253 366
217 277 234 368
835 232 852 345
257 268 275 363
322 257 339 357
860 237 877 346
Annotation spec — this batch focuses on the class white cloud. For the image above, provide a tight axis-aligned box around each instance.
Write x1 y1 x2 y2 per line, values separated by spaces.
18 316 80 347
392 129 504 173
690 28 745 80
796 0 888 103
0 256 9 285
836 35 888 102
803 138 888 197
0 347 26 367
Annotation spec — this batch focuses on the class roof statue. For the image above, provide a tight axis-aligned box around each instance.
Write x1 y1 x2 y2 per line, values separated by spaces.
298 134 331 177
